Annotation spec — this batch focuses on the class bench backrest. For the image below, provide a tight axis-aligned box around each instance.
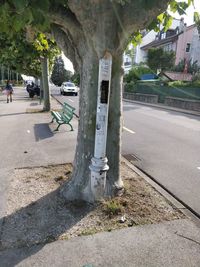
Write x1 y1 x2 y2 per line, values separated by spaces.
60 102 75 122
64 102 75 112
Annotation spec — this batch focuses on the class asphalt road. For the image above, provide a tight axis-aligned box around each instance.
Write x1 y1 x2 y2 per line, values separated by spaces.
51 85 200 216
122 102 200 216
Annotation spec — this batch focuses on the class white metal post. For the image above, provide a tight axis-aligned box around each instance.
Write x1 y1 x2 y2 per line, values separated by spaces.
89 52 112 200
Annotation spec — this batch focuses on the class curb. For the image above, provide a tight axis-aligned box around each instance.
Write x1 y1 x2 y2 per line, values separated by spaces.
122 157 200 227
123 99 200 117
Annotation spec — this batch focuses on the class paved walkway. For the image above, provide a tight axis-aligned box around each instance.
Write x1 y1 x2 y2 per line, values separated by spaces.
0 87 200 267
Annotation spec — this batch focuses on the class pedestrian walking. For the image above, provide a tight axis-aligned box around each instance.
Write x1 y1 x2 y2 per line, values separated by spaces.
5 80 13 103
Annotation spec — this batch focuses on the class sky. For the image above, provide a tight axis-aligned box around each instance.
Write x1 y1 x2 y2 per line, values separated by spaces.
62 52 74 73
172 0 200 25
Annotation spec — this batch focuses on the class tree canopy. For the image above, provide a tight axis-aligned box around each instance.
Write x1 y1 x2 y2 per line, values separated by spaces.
0 31 59 78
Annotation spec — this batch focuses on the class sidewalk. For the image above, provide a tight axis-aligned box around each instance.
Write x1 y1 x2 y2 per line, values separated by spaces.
0 87 200 267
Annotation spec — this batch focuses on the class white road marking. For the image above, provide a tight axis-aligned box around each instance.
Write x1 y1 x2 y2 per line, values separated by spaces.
123 127 135 134
68 99 74 103
197 167 200 170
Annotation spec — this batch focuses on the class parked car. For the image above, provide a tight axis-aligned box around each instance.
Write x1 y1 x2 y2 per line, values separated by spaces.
60 82 79 96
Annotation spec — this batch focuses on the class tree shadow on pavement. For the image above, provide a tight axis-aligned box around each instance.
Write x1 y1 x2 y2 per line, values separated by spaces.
30 103 39 106
0 184 94 267
34 123 54 141
0 112 28 118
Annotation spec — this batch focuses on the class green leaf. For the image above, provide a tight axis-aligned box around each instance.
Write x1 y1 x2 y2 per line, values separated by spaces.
12 17 25 31
157 13 164 23
12 0 28 11
30 0 50 11
194 11 200 23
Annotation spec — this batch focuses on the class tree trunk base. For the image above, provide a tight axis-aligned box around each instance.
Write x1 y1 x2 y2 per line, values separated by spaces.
60 174 124 203
60 179 94 203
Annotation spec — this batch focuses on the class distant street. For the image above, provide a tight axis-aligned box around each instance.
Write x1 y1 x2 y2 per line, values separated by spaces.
51 85 200 216
50 85 79 116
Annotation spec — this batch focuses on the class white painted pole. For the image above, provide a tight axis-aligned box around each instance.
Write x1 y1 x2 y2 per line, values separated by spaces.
89 52 112 200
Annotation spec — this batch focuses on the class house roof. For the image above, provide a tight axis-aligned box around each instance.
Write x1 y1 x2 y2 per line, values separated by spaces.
141 34 178 50
161 71 193 81
141 24 196 51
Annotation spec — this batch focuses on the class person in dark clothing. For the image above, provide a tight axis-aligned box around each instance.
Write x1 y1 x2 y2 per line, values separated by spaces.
5 80 13 103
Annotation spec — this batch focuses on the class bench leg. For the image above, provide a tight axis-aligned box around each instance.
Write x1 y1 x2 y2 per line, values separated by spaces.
50 117 55 123
68 123 74 131
54 123 74 132
54 123 62 131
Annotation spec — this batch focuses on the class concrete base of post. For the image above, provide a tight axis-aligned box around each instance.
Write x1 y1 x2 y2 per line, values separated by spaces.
89 157 109 200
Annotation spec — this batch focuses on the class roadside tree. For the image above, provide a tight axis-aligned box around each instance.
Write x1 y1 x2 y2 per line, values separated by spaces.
0 0 194 201
147 48 175 72
51 56 72 86
0 31 59 110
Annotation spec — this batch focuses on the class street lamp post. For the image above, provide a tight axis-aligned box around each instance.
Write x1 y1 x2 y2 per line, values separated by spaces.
89 52 112 200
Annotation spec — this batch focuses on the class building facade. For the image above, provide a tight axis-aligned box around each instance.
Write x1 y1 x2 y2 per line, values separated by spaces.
123 18 200 73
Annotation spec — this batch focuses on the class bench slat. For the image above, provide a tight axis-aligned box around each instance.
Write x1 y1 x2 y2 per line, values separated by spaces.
61 114 71 122
51 111 62 121
64 102 75 111
51 102 75 131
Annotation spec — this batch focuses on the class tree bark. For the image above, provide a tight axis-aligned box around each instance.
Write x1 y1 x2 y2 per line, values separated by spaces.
1 65 4 84
106 53 124 196
41 56 51 111
61 49 99 201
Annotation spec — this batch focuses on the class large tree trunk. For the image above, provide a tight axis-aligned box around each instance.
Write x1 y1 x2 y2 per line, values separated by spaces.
1 65 4 84
61 49 124 201
106 54 124 196
61 49 99 201
53 0 169 202
41 56 51 111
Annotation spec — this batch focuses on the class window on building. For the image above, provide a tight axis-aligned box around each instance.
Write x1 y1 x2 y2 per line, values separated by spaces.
166 29 176 37
186 43 191 53
160 32 166 40
164 43 173 52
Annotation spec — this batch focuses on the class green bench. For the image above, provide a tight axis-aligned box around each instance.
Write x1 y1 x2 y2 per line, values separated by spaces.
51 102 75 131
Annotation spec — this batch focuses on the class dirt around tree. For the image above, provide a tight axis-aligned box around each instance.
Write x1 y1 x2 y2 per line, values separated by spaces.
0 159 185 250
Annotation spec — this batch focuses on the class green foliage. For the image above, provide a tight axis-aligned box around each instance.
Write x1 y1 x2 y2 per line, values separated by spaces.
194 11 200 35
168 80 200 88
147 48 175 72
168 80 189 87
173 59 200 74
51 56 73 86
124 81 137 92
124 65 153 83
71 72 80 86
0 30 59 78
0 32 41 77
103 200 123 216
192 72 200 86
169 0 190 15
148 12 173 32
130 31 143 46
